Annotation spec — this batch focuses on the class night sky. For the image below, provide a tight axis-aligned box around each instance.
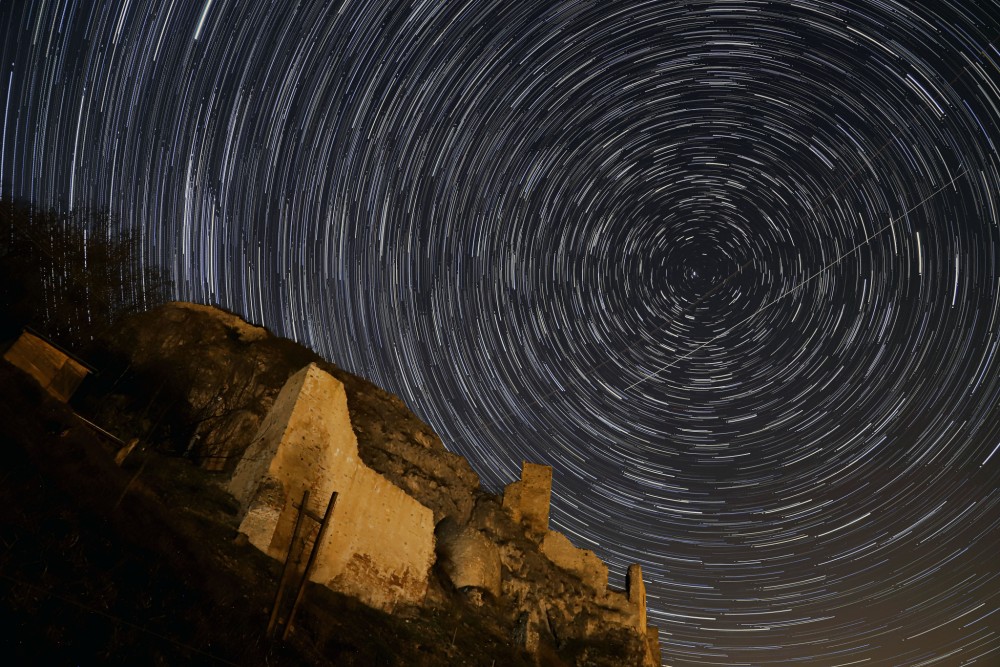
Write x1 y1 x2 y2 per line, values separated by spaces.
5 1 1000 664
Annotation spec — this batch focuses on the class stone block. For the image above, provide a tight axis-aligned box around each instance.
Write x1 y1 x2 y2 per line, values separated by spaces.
229 363 435 611
4 331 90 402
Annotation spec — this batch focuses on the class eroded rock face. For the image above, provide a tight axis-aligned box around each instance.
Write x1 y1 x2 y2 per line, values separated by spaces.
349 404 479 525
92 303 660 665
540 531 608 594
435 517 502 600
93 302 281 467
90 302 480 524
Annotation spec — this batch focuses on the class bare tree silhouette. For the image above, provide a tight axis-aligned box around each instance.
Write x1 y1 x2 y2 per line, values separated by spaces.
0 200 171 349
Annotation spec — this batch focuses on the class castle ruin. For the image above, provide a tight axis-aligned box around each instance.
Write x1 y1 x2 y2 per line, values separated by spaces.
229 363 662 664
229 363 435 611
503 461 662 664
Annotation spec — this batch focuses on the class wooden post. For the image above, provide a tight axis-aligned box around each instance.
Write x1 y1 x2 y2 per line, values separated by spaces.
282 491 337 640
114 438 139 466
267 489 310 638
72 412 126 446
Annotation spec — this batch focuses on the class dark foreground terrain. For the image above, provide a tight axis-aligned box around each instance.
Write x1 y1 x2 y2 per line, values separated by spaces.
0 362 539 666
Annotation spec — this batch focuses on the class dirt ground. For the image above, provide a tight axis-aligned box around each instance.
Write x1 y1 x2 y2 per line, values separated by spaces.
0 362 538 666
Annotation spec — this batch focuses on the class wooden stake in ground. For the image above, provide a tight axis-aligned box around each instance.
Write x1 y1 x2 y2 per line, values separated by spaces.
282 491 338 640
267 489 310 638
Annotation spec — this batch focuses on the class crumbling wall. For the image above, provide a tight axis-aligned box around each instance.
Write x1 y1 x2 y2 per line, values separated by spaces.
4 331 90 402
502 461 610 594
627 564 647 633
316 457 435 610
228 366 657 653
229 363 435 611
502 462 552 538
626 564 663 667
499 462 661 663
228 365 311 514
646 625 662 667
540 530 608 593
436 518 502 599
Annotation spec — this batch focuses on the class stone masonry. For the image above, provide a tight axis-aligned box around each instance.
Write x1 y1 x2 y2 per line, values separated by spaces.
540 530 609 593
229 363 435 611
502 461 662 665
503 461 608 592
502 462 552 539
226 362 661 661
628 564 662 667
435 517 502 600
4 330 91 402
627 564 647 633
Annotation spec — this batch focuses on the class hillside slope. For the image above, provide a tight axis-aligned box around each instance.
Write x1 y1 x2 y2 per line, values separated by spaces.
2 302 656 665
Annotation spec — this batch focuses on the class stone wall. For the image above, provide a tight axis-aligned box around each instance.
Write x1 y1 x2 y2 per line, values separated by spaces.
502 462 552 538
646 625 662 667
500 461 662 664
229 363 435 611
4 331 90 402
502 461 609 592
105 303 666 663
627 564 663 667
540 530 608 593
227 365 661 658
436 518 502 599
627 564 647 633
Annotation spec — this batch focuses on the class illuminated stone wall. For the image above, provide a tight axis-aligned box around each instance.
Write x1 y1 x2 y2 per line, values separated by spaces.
627 564 663 667
502 461 553 538
540 530 608 593
501 461 661 664
229 363 435 611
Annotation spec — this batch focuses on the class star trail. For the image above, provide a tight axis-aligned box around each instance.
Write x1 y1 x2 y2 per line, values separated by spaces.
5 1 1000 664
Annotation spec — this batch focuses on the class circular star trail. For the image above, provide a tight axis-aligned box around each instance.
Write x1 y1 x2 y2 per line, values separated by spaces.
6 1 1000 664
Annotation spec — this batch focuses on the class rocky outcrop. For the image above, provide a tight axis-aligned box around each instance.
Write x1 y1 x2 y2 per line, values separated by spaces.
91 303 662 666
89 302 480 526
435 518 502 601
